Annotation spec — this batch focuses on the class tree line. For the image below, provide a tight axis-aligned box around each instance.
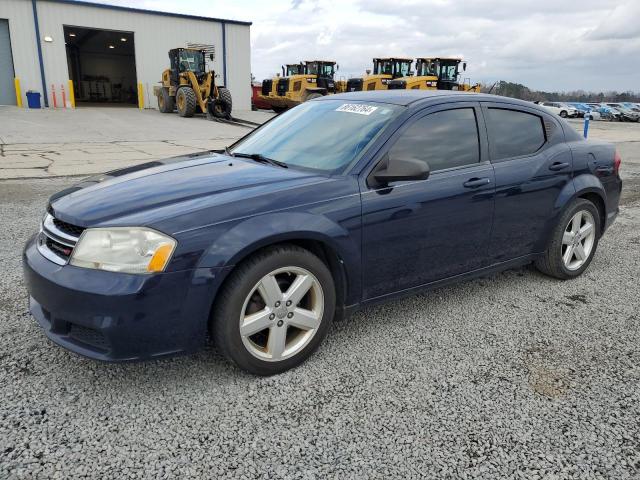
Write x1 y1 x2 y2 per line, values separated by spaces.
481 81 640 103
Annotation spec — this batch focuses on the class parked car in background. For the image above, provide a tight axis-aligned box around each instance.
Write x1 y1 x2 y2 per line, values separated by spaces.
568 103 601 120
621 102 640 113
606 103 640 122
23 91 623 375
541 102 579 118
587 104 622 121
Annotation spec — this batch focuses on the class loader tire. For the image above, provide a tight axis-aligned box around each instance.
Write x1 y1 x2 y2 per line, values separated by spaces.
177 87 197 117
211 87 232 119
157 88 174 113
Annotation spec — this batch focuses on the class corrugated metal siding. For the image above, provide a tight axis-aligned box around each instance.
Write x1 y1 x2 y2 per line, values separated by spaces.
225 23 251 110
0 0 42 101
0 0 251 110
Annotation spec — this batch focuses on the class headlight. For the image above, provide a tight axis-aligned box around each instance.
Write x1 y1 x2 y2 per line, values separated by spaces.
70 227 176 274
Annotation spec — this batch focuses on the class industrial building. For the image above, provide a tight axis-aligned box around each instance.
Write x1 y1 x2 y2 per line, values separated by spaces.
0 0 252 109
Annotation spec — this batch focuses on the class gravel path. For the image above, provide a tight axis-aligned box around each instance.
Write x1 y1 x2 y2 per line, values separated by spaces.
1 177 639 479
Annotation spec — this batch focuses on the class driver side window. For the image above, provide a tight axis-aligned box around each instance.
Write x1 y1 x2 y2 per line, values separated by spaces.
388 108 480 172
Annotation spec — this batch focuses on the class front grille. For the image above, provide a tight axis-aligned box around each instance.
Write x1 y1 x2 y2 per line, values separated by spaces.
347 78 363 92
37 211 83 265
276 78 289 96
261 79 272 96
387 80 406 90
53 218 85 237
68 324 109 351
45 237 73 259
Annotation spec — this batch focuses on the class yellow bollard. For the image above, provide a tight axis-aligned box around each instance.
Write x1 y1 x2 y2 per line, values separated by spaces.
137 82 144 109
14 78 23 107
67 79 75 109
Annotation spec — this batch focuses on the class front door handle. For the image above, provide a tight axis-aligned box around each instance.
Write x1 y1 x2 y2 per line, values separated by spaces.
549 161 570 171
463 177 491 188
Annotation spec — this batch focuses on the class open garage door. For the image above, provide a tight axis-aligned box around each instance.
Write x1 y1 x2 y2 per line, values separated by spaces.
0 19 16 106
65 26 137 106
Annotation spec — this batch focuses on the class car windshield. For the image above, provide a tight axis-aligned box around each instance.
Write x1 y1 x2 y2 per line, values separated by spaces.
231 100 402 173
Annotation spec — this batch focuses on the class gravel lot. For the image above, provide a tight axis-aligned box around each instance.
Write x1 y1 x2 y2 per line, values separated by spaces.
2 127 640 478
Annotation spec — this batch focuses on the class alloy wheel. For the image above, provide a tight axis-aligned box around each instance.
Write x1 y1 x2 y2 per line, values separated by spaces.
239 267 324 362
561 210 596 271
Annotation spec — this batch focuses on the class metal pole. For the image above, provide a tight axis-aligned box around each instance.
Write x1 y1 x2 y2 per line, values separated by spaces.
583 110 590 139
31 0 49 107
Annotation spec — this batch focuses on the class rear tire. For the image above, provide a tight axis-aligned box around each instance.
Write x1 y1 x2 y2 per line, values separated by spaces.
560 110 568 118
157 88 174 113
212 245 336 375
272 106 287 113
534 199 600 280
176 87 196 117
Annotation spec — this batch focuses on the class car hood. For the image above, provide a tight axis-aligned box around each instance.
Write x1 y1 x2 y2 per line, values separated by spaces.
49 152 325 227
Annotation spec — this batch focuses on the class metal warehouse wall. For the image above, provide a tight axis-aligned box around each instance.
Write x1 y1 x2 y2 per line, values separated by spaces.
0 0 251 110
0 0 42 98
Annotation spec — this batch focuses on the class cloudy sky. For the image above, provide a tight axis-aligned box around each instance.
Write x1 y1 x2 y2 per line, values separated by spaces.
84 0 640 92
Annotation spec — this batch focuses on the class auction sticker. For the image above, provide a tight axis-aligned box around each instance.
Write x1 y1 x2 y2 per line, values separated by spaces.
335 104 378 115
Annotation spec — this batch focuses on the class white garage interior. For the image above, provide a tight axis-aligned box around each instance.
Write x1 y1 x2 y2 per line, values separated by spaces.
0 0 252 110
65 26 138 106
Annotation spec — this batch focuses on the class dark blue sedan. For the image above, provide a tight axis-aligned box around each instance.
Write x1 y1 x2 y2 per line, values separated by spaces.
23 91 622 375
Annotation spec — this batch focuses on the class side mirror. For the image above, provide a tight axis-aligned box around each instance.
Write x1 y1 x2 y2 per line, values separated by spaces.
372 157 430 185
209 53 214 61
336 64 340 70
462 62 467 71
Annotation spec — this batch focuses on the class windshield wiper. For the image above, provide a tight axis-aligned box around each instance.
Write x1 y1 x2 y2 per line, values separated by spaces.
232 152 288 169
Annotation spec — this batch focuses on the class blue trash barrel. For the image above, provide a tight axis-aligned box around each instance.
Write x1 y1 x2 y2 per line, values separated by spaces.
26 91 41 109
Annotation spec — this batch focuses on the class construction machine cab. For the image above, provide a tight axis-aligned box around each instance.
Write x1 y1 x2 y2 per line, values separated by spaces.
283 63 306 77
347 57 413 92
416 57 464 90
372 58 413 78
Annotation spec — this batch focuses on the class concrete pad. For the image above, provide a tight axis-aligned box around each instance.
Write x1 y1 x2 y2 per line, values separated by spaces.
0 106 274 179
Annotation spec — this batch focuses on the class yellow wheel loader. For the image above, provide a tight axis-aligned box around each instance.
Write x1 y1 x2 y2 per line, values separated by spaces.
387 57 481 92
153 48 232 119
346 58 414 92
260 63 306 100
259 60 341 112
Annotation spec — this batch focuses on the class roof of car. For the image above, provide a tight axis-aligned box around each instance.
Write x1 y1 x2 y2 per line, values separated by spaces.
319 90 540 109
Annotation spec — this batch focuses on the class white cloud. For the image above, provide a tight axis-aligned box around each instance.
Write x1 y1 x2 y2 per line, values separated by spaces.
81 0 640 92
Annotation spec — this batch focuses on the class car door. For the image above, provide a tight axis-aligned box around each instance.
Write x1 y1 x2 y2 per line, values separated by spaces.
481 102 574 263
360 102 495 300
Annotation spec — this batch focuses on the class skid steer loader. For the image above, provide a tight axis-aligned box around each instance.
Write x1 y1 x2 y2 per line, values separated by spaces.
259 60 342 113
154 47 232 119
346 58 414 92
387 57 481 92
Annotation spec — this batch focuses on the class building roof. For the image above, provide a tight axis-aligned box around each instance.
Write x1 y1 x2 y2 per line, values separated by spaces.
44 0 252 26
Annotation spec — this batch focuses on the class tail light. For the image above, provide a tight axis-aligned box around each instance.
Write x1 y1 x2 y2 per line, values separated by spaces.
614 150 622 175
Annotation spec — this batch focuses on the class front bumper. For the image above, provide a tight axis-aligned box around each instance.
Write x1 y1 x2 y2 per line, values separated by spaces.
23 235 227 362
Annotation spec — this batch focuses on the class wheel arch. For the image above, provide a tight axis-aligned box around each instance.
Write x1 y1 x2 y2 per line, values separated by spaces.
196 212 361 316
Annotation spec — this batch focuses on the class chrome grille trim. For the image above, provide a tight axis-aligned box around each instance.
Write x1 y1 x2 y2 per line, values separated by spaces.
43 214 79 244
37 213 81 265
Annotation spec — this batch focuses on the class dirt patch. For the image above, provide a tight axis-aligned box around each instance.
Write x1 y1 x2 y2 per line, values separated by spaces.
524 345 573 399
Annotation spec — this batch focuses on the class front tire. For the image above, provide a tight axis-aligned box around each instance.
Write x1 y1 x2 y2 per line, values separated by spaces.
212 245 336 375
535 199 600 279
176 87 196 117
560 110 568 118
210 86 232 119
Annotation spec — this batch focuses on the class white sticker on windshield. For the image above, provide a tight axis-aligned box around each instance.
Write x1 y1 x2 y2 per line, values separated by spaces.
335 104 378 115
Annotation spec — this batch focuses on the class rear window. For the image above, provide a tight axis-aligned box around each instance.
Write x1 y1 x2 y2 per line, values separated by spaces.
486 108 546 160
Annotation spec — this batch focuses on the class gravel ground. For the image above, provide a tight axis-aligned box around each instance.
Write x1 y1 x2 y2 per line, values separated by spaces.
1 176 640 479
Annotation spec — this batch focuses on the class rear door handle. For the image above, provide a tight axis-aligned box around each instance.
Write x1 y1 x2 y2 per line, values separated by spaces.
549 161 570 171
596 166 614 175
463 177 491 188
